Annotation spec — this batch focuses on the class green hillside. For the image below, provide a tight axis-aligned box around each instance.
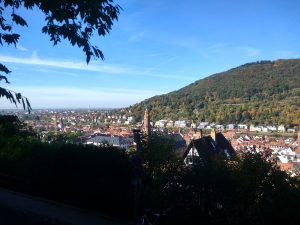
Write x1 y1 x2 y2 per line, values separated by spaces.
125 59 300 127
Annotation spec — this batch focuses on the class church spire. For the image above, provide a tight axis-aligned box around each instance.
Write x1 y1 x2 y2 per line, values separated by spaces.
143 109 151 136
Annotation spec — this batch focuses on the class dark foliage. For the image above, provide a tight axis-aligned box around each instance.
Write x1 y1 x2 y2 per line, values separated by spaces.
0 114 33 137
1 119 300 223
0 132 133 219
147 153 300 225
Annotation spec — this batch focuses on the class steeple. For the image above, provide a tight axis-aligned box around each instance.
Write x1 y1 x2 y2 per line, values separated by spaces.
143 109 151 136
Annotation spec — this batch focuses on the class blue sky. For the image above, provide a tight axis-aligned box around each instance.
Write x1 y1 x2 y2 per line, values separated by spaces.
1 0 300 109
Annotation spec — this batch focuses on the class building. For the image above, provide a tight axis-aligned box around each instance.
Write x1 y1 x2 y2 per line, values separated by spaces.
182 130 235 165
198 122 209 129
227 124 236 130
237 124 248 130
165 133 187 155
267 125 277 132
249 124 257 132
155 120 167 128
86 135 132 149
295 148 300 162
166 120 174 127
215 124 224 131
278 125 286 132
287 128 296 133
174 120 187 128
143 109 151 136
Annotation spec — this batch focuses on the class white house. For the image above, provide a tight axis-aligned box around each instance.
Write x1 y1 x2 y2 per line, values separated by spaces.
238 124 248 130
227 124 235 130
215 125 224 130
250 124 257 132
278 125 286 132
198 122 209 129
155 120 168 128
166 120 174 127
287 128 296 133
174 120 187 128
262 127 268 132
267 125 277 132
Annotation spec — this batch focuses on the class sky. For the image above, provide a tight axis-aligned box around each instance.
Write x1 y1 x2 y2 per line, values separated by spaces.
1 0 300 109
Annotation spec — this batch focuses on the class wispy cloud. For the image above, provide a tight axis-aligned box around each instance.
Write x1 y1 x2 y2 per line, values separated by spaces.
208 43 229 54
0 54 131 74
168 36 200 50
129 32 145 42
144 56 178 72
0 54 193 81
146 52 166 58
16 44 28 52
235 46 261 57
162 36 211 58
205 43 262 58
25 68 79 77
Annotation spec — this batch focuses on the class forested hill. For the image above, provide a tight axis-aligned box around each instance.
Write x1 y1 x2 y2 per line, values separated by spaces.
125 59 300 127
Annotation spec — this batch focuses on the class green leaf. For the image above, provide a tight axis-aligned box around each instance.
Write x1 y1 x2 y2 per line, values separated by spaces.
11 13 28 27
0 75 10 84
2 33 20 47
26 98 32 113
0 63 11 74
86 53 91 64
21 98 26 110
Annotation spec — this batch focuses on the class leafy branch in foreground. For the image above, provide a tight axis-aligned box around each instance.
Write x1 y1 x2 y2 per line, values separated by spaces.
0 87 31 112
0 0 121 111
0 60 31 112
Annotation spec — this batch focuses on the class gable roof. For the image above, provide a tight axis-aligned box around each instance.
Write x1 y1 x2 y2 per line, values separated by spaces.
165 133 187 150
182 132 235 163
215 132 235 156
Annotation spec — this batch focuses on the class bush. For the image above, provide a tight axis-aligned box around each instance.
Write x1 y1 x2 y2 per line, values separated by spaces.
0 137 133 219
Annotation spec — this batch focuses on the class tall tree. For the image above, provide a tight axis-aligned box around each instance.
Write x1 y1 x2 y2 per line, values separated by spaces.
0 0 121 111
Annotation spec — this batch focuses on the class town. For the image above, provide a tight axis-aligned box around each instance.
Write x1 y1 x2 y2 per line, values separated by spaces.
2 108 299 176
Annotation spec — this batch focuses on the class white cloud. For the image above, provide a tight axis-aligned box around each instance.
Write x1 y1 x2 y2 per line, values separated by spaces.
31 50 38 59
129 32 145 42
0 54 130 74
0 54 192 80
16 44 28 52
168 37 199 50
208 43 228 54
20 67 79 77
205 44 262 58
235 46 261 57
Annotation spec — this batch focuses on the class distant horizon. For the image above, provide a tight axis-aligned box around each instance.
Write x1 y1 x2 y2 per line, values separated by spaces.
0 107 119 111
